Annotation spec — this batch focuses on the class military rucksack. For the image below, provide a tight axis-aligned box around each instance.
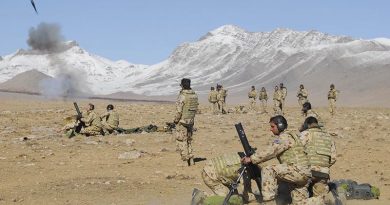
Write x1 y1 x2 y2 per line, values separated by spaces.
331 179 380 200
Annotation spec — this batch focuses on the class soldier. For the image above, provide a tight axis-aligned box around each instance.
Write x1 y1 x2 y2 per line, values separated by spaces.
208 87 218 114
258 87 268 113
199 152 254 204
241 115 311 204
297 84 309 109
301 102 324 128
272 85 283 115
248 86 257 112
58 115 81 138
217 84 227 114
174 78 199 166
279 83 287 113
79 103 103 136
300 117 337 204
101 104 119 135
328 84 337 116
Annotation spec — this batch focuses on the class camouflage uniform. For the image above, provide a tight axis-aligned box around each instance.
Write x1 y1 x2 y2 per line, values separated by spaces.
250 131 311 204
328 88 337 116
273 89 283 115
304 110 325 127
60 115 81 138
300 127 337 204
258 89 268 113
217 88 227 114
280 86 287 113
297 88 309 107
174 89 199 163
208 90 219 114
202 153 253 203
80 110 103 136
248 89 257 111
101 110 119 134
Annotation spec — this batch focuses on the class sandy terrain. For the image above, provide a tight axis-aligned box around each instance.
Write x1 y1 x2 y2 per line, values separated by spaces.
0 92 389 205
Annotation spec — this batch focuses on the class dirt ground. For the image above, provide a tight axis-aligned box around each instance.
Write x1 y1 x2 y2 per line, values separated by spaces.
0 92 389 205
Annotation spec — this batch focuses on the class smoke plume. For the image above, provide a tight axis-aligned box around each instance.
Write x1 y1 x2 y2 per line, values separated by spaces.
28 22 91 98
27 22 65 53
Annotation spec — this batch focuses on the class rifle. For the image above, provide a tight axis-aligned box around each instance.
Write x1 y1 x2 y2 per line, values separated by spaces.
223 123 262 204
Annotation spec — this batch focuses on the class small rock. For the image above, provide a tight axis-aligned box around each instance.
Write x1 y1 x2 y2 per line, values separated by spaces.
125 139 135 146
118 150 142 160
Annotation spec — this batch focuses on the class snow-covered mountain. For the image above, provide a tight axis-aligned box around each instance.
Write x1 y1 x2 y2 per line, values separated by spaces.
1 25 390 106
0 41 148 95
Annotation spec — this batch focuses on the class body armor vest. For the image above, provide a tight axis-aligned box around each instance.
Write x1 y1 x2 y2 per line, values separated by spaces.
181 90 198 120
306 128 332 167
209 91 218 103
248 90 256 98
259 91 267 100
212 153 242 180
277 132 309 166
328 89 336 99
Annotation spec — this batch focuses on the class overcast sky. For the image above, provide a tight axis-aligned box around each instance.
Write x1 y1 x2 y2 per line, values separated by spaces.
1 0 389 64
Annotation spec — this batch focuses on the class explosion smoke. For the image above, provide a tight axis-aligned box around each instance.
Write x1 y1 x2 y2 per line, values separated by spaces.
27 22 65 53
28 22 91 98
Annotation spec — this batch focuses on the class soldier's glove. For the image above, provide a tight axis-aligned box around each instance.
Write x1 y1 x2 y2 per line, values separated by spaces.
173 119 180 124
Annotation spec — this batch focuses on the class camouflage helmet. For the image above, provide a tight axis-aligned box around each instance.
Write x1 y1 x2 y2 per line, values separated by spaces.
330 84 335 88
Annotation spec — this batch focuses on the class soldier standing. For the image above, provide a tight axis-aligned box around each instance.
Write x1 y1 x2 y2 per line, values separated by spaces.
101 104 119 135
80 103 103 136
208 87 218 114
301 102 324 128
174 78 199 166
328 84 337 116
297 84 309 109
273 85 282 115
279 83 287 113
217 84 227 114
258 87 268 113
300 117 337 204
248 86 257 112
241 115 311 204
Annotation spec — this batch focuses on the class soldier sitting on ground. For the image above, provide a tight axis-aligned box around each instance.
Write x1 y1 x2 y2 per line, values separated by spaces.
79 103 103 136
101 104 119 135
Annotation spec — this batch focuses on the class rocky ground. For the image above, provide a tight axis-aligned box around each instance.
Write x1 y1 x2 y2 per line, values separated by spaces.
0 92 389 205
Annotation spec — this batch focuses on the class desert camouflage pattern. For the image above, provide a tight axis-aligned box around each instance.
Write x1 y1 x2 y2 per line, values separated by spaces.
202 153 242 195
80 110 102 136
208 90 219 114
300 127 337 204
328 88 337 116
174 89 198 162
250 131 311 204
303 110 325 128
217 88 227 114
248 90 257 111
101 110 119 134
201 153 254 203
259 90 268 113
280 87 287 112
273 90 282 115
297 88 309 107
176 123 194 161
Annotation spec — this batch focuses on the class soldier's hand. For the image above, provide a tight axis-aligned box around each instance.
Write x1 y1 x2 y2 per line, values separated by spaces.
241 157 252 164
